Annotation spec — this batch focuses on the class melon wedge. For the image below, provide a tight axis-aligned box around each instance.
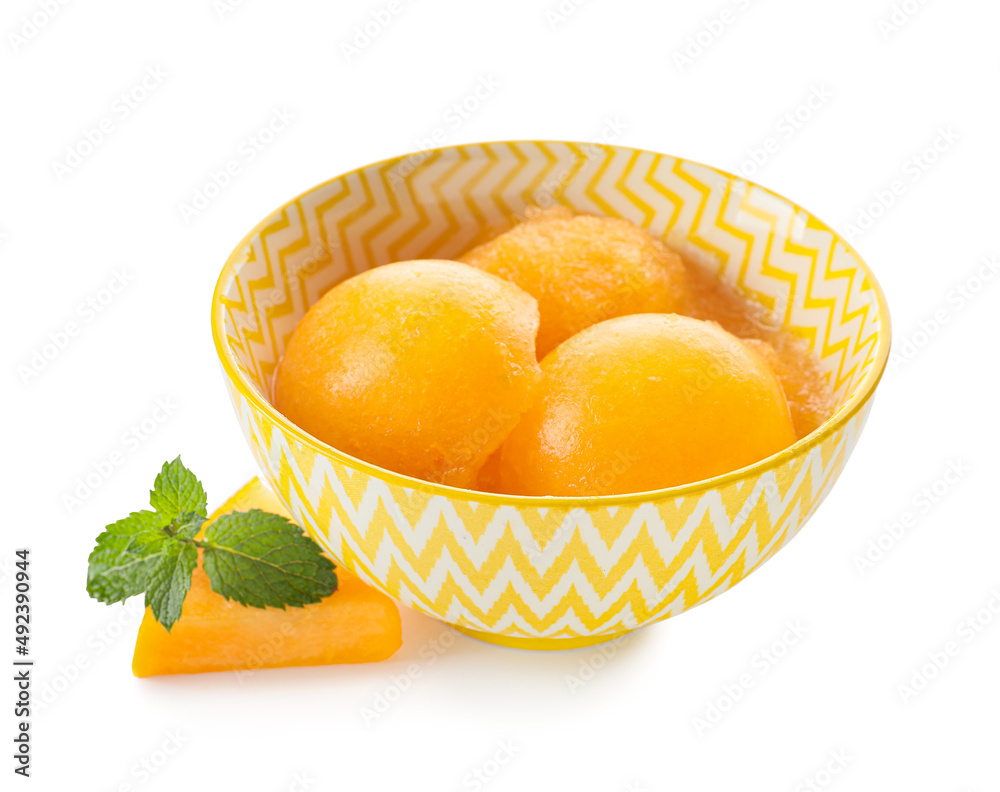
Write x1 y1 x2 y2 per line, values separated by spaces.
131 479 401 677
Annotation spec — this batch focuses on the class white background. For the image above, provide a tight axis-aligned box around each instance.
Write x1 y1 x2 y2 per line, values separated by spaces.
4 0 999 789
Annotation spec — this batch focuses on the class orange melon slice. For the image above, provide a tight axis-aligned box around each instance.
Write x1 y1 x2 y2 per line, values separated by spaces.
131 479 401 677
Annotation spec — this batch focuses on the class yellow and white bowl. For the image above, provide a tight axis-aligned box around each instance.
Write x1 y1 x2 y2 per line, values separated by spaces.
211 141 890 649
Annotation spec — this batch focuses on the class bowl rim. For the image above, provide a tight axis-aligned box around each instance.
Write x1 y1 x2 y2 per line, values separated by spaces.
211 139 891 508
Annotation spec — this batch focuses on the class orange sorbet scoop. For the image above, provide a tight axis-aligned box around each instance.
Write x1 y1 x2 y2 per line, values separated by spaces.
131 479 401 677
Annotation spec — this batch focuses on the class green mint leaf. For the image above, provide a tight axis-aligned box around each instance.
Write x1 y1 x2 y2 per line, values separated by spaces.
149 457 207 521
145 541 198 631
87 510 169 604
89 460 338 631
202 510 337 609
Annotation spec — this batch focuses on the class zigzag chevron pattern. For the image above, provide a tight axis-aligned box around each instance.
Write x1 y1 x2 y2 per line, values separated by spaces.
214 142 888 642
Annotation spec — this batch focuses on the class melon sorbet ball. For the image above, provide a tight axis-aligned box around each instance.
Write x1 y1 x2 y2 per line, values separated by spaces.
273 260 543 489
496 314 796 496
459 207 688 357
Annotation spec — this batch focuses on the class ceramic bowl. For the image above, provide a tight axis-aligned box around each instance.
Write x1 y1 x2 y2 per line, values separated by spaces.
212 141 890 649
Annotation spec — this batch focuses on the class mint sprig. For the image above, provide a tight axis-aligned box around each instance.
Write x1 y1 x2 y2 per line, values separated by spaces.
86 458 337 630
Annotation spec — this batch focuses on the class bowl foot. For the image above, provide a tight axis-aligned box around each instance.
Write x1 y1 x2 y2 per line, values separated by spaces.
453 625 631 651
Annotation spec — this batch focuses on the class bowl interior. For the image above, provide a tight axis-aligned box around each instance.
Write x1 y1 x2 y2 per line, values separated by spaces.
215 142 885 446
